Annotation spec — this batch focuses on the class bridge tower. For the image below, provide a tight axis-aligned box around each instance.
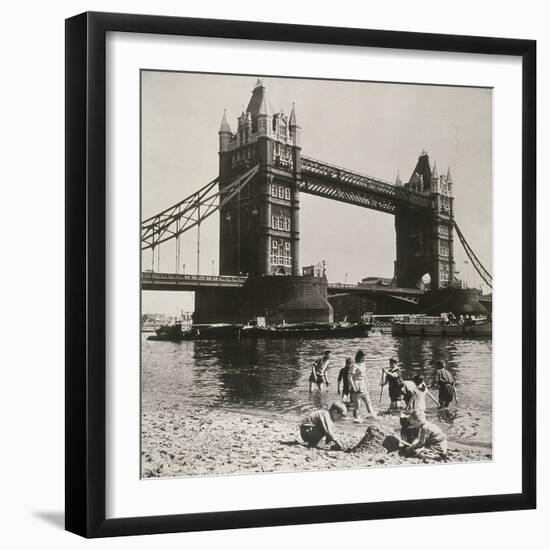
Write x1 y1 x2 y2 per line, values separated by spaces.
394 151 455 290
218 80 301 276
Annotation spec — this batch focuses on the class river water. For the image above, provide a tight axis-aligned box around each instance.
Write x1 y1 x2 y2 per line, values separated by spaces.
142 333 492 447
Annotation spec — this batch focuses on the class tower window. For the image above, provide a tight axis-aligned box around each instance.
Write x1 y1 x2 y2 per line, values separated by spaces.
272 215 291 232
285 188 291 200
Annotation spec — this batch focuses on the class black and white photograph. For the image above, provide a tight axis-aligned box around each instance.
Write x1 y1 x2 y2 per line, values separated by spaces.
140 72 493 478
0 0 543 544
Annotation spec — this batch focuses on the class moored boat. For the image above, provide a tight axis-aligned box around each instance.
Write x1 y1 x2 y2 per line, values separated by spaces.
148 322 243 341
148 320 371 341
242 321 370 339
148 322 187 341
391 315 492 337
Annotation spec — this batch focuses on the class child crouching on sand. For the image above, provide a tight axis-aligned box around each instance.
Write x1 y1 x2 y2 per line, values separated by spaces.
300 402 347 450
406 410 448 460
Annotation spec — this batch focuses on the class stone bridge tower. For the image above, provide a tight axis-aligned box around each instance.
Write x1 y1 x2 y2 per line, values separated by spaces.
218 80 301 276
394 151 455 290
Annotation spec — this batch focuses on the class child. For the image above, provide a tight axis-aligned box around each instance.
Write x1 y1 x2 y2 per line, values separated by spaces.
433 360 456 408
381 357 404 410
300 402 347 450
309 350 331 392
407 410 448 460
348 350 377 422
337 357 353 403
412 374 439 411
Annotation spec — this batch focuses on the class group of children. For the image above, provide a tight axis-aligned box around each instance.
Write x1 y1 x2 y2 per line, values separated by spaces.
381 358 456 411
310 349 377 422
303 351 456 460
310 351 456 417
299 401 449 460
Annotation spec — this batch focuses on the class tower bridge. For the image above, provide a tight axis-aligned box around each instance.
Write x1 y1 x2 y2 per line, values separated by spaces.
142 79 491 323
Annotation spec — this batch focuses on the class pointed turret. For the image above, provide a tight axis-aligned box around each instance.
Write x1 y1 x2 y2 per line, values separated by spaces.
219 110 232 133
257 93 272 117
247 79 273 118
430 161 440 193
219 110 232 152
395 170 402 186
289 102 301 146
409 150 432 193
446 167 452 184
289 103 297 127
247 79 272 136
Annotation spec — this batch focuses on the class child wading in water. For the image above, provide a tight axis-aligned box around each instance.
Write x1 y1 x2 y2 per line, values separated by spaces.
309 350 331 392
381 357 404 410
337 357 353 403
433 360 456 408
348 350 377 422
411 374 439 411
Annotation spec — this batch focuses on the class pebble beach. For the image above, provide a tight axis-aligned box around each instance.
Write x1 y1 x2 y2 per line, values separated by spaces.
141 396 492 479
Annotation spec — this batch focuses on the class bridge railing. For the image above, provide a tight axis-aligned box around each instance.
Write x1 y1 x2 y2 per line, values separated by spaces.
328 282 425 295
142 272 248 284
300 156 431 209
328 282 360 289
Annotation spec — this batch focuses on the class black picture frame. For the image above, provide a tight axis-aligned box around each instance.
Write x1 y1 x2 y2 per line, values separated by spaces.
65 11 536 538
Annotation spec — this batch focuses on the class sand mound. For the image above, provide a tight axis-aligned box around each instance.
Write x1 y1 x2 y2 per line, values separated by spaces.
382 435 401 453
351 425 398 454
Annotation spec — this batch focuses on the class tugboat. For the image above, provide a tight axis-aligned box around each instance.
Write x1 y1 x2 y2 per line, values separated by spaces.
148 321 187 341
148 322 242 341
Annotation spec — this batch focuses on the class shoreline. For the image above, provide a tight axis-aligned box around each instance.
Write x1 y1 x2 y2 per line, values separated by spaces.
142 396 492 479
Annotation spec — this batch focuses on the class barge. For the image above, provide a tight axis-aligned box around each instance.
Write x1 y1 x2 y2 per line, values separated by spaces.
148 321 370 341
391 315 492 337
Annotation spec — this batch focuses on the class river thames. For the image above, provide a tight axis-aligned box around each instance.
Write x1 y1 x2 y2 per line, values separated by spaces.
142 333 492 447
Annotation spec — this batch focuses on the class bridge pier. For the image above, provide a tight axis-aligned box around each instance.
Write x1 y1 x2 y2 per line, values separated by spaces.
193 275 333 325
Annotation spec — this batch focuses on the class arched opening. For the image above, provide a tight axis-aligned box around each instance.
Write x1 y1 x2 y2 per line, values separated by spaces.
276 267 286 276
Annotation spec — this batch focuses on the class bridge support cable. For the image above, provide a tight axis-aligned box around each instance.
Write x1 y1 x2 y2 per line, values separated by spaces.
453 220 493 289
175 217 181 274
141 164 260 250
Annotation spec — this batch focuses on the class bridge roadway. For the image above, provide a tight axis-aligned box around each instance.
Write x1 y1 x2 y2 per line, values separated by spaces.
141 272 425 301
141 271 247 291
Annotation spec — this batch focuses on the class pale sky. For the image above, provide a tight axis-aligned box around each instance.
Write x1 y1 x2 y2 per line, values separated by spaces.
141 71 492 315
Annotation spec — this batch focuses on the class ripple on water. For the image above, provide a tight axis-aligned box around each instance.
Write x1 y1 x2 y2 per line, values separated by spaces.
142 333 492 445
